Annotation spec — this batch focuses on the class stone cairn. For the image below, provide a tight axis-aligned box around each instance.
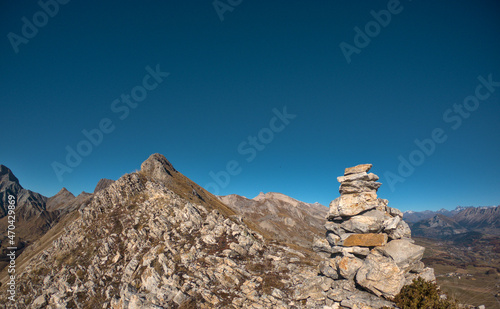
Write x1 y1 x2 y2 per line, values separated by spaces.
313 164 435 301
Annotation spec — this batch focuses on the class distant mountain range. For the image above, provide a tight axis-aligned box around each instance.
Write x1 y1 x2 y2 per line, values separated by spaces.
403 206 471 223
403 205 500 239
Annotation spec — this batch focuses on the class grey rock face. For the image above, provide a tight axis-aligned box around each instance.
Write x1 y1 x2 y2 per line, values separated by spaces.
94 178 115 193
377 239 425 272
140 153 177 183
355 252 405 299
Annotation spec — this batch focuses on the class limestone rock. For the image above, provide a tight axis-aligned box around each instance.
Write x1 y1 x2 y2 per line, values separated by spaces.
313 237 333 257
387 206 403 218
343 233 388 247
325 221 345 236
339 180 382 194
356 252 405 299
405 267 436 285
338 256 364 280
318 259 339 280
342 246 370 257
341 209 388 234
377 239 425 272
326 232 341 246
331 192 380 217
337 172 379 183
344 164 372 176
387 219 412 239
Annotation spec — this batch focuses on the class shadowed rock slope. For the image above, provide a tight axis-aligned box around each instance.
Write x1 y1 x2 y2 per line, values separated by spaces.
0 165 91 272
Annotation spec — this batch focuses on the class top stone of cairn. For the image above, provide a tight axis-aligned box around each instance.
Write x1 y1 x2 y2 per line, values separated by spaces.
344 164 372 176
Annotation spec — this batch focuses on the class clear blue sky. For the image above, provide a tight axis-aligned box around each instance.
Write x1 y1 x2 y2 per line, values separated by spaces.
1 1 499 211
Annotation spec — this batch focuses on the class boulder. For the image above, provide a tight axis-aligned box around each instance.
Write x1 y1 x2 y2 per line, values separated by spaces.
332 192 380 217
387 220 412 239
341 210 388 234
338 256 364 280
355 252 405 299
377 239 425 273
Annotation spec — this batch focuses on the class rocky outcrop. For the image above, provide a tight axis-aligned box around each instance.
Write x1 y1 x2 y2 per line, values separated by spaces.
313 164 435 304
94 178 115 193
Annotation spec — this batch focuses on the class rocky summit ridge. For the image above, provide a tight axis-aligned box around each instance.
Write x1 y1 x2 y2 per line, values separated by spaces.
1 154 322 308
1 157 449 308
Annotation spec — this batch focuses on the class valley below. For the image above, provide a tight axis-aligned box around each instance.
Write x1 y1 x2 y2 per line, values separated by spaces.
413 233 500 308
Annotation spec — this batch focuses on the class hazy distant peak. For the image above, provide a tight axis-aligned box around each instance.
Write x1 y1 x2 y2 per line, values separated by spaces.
253 192 300 206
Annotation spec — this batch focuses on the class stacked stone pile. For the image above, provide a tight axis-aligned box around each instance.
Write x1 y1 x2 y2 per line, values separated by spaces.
313 164 435 301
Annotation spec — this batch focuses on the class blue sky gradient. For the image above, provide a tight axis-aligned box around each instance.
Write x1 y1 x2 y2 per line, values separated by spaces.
1 1 499 211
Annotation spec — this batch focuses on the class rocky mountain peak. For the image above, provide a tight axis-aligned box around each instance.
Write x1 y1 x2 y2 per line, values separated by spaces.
0 164 21 191
57 187 73 196
140 153 177 184
253 192 300 206
46 187 76 212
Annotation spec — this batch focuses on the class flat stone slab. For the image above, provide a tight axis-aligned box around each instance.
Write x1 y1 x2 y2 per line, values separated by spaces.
344 164 372 176
343 233 388 247
337 172 379 183
339 180 382 194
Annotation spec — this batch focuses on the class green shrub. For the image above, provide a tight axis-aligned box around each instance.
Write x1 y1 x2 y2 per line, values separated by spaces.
383 277 458 309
